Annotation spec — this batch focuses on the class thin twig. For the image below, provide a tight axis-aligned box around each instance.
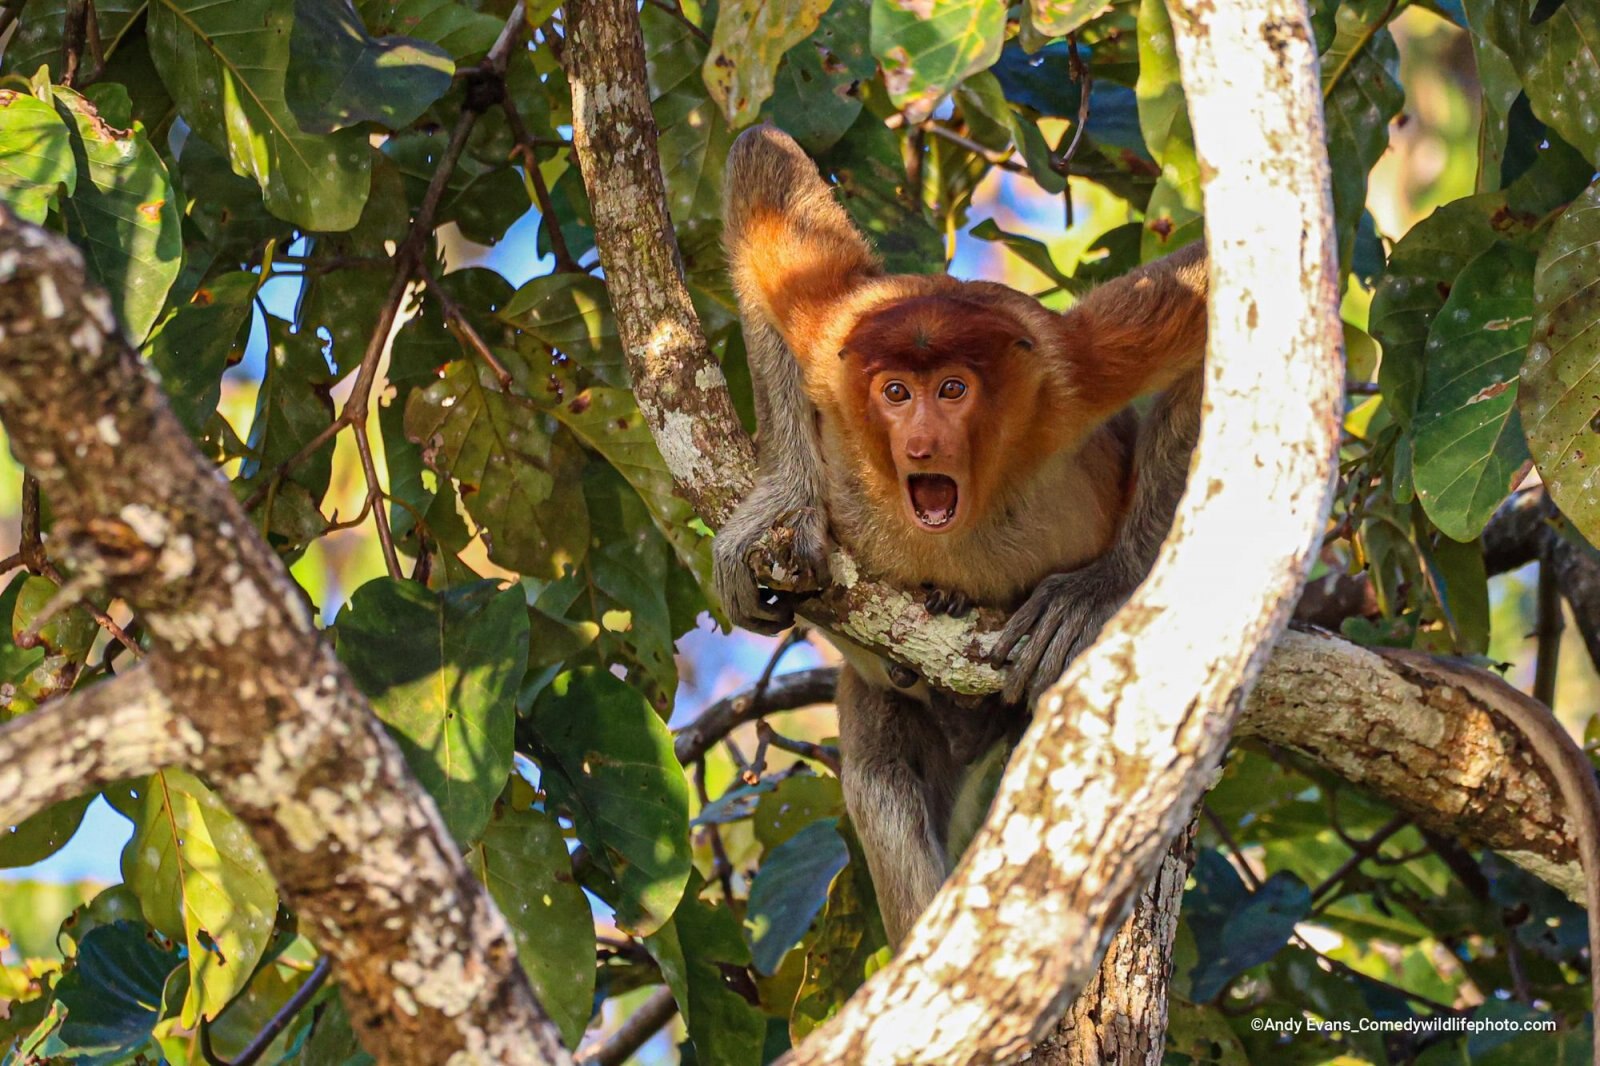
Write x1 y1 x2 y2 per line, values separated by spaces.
755 720 840 775
1534 559 1562 711
1201 805 1263 890
1053 35 1092 229
20 473 42 571
642 0 707 41
61 0 88 87
693 759 736 899
1309 812 1409 906
673 667 838 765
39 560 142 659
575 986 679 1065
502 96 582 273
419 265 515 389
923 124 1029 174
199 957 333 1066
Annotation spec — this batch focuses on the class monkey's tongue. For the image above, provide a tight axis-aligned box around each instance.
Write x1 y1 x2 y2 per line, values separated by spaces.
908 475 958 528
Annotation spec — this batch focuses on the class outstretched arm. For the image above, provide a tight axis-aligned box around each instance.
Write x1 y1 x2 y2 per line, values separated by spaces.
713 127 878 632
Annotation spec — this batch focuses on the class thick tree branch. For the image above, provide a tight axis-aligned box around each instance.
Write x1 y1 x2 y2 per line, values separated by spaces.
0 215 566 1065
0 667 192 826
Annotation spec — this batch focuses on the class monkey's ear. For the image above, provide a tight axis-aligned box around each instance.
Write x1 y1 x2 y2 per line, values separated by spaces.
1060 242 1209 423
724 127 880 365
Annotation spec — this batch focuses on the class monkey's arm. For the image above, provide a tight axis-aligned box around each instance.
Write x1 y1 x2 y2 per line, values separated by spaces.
993 370 1202 705
714 127 880 632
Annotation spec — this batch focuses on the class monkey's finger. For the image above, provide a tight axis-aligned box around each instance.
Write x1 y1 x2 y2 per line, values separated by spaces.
1001 599 1073 702
992 599 1048 664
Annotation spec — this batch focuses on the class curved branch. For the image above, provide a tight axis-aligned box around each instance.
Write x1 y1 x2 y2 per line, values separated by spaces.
673 667 837 765
0 667 193 826
0 213 566 1062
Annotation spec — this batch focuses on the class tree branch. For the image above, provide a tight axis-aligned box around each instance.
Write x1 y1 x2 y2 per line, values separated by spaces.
0 667 192 827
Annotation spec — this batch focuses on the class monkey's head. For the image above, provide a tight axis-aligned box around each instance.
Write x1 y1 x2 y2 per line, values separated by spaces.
839 293 1062 536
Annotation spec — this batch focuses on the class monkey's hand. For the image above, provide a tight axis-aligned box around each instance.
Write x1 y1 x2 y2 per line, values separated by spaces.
991 561 1134 706
713 481 832 634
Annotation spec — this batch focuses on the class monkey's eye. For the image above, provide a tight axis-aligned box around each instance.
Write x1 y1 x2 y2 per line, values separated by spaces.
883 381 911 404
938 378 967 400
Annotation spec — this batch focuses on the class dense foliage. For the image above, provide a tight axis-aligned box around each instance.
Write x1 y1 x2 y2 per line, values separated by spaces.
0 0 1598 1062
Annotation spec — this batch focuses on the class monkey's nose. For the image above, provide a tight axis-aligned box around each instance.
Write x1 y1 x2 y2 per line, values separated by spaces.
905 436 935 460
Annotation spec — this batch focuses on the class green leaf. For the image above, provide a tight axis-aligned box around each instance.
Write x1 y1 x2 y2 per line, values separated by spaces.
1135 0 1201 259
0 1 143 80
241 318 337 502
148 0 373 231
763 0 875 154
120 768 278 1027
287 0 455 134
356 0 506 61
54 921 181 1060
0 574 46 721
644 875 765 1066
12 574 99 706
337 578 528 845
1412 244 1536 541
470 803 594 1047
0 794 92 869
548 388 717 607
1320 0 1402 268
50 85 182 346
1521 180 1600 545
753 773 844 851
870 0 1006 124
502 273 627 389
1479 0 1600 166
703 0 831 127
529 669 690 936
815 92 944 273
644 4 735 225
1026 0 1110 36
1185 850 1309 1002
1461 0 1521 192
746 819 849 975
145 271 258 435
404 357 591 580
0 90 75 223
790 822 887 1041
1420 532 1491 656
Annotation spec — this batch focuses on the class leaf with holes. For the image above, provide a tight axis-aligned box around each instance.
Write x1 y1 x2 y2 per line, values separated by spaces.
119 769 278 1027
287 0 455 134
1412 244 1536 541
470 803 594 1047
148 0 371 230
529 669 690 936
1521 181 1600 544
50 86 181 345
337 578 527 845
764 0 875 154
0 90 75 223
502 273 627 389
871 0 1005 123
405 358 591 579
703 0 831 127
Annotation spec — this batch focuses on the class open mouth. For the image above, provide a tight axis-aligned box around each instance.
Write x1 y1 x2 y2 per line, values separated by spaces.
907 474 959 531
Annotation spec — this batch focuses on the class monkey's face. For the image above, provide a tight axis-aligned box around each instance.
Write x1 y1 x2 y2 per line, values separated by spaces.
868 365 979 534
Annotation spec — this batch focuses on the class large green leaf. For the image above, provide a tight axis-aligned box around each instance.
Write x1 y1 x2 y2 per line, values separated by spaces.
528 669 690 936
0 90 75 223
148 0 372 231
404 357 591 580
501 273 627 389
50 85 182 346
746 819 849 975
1521 180 1600 545
0 793 92 868
764 0 875 154
1320 0 1402 268
469 803 594 1048
1185 850 1310 1002
1412 244 1536 541
287 0 455 134
644 875 765 1066
145 271 258 435
337 578 527 845
1460 0 1521 193
1480 0 1600 166
790 822 887 1041
870 0 1005 123
119 768 278 1027
54 921 181 1061
240 318 337 502
356 0 506 61
644 4 734 225
1135 0 1201 259
815 92 944 273
703 0 830 128
12 574 99 706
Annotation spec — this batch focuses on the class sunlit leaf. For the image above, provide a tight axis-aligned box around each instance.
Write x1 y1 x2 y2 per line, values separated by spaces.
703 0 830 127
120 768 278 1026
644 4 735 225
356 0 506 61
870 0 1005 124
764 0 875 154
502 273 627 389
1478 0 1600 166
528 669 690 936
1027 0 1110 37
337 578 527 844
644 874 765 1065
0 90 75 223
148 0 372 231
1135 0 1201 259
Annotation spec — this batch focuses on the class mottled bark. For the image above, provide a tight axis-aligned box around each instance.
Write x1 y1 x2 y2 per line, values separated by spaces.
0 216 567 1066
564 0 756 525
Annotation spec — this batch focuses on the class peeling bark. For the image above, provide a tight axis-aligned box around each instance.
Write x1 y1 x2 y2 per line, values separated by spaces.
0 215 567 1066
